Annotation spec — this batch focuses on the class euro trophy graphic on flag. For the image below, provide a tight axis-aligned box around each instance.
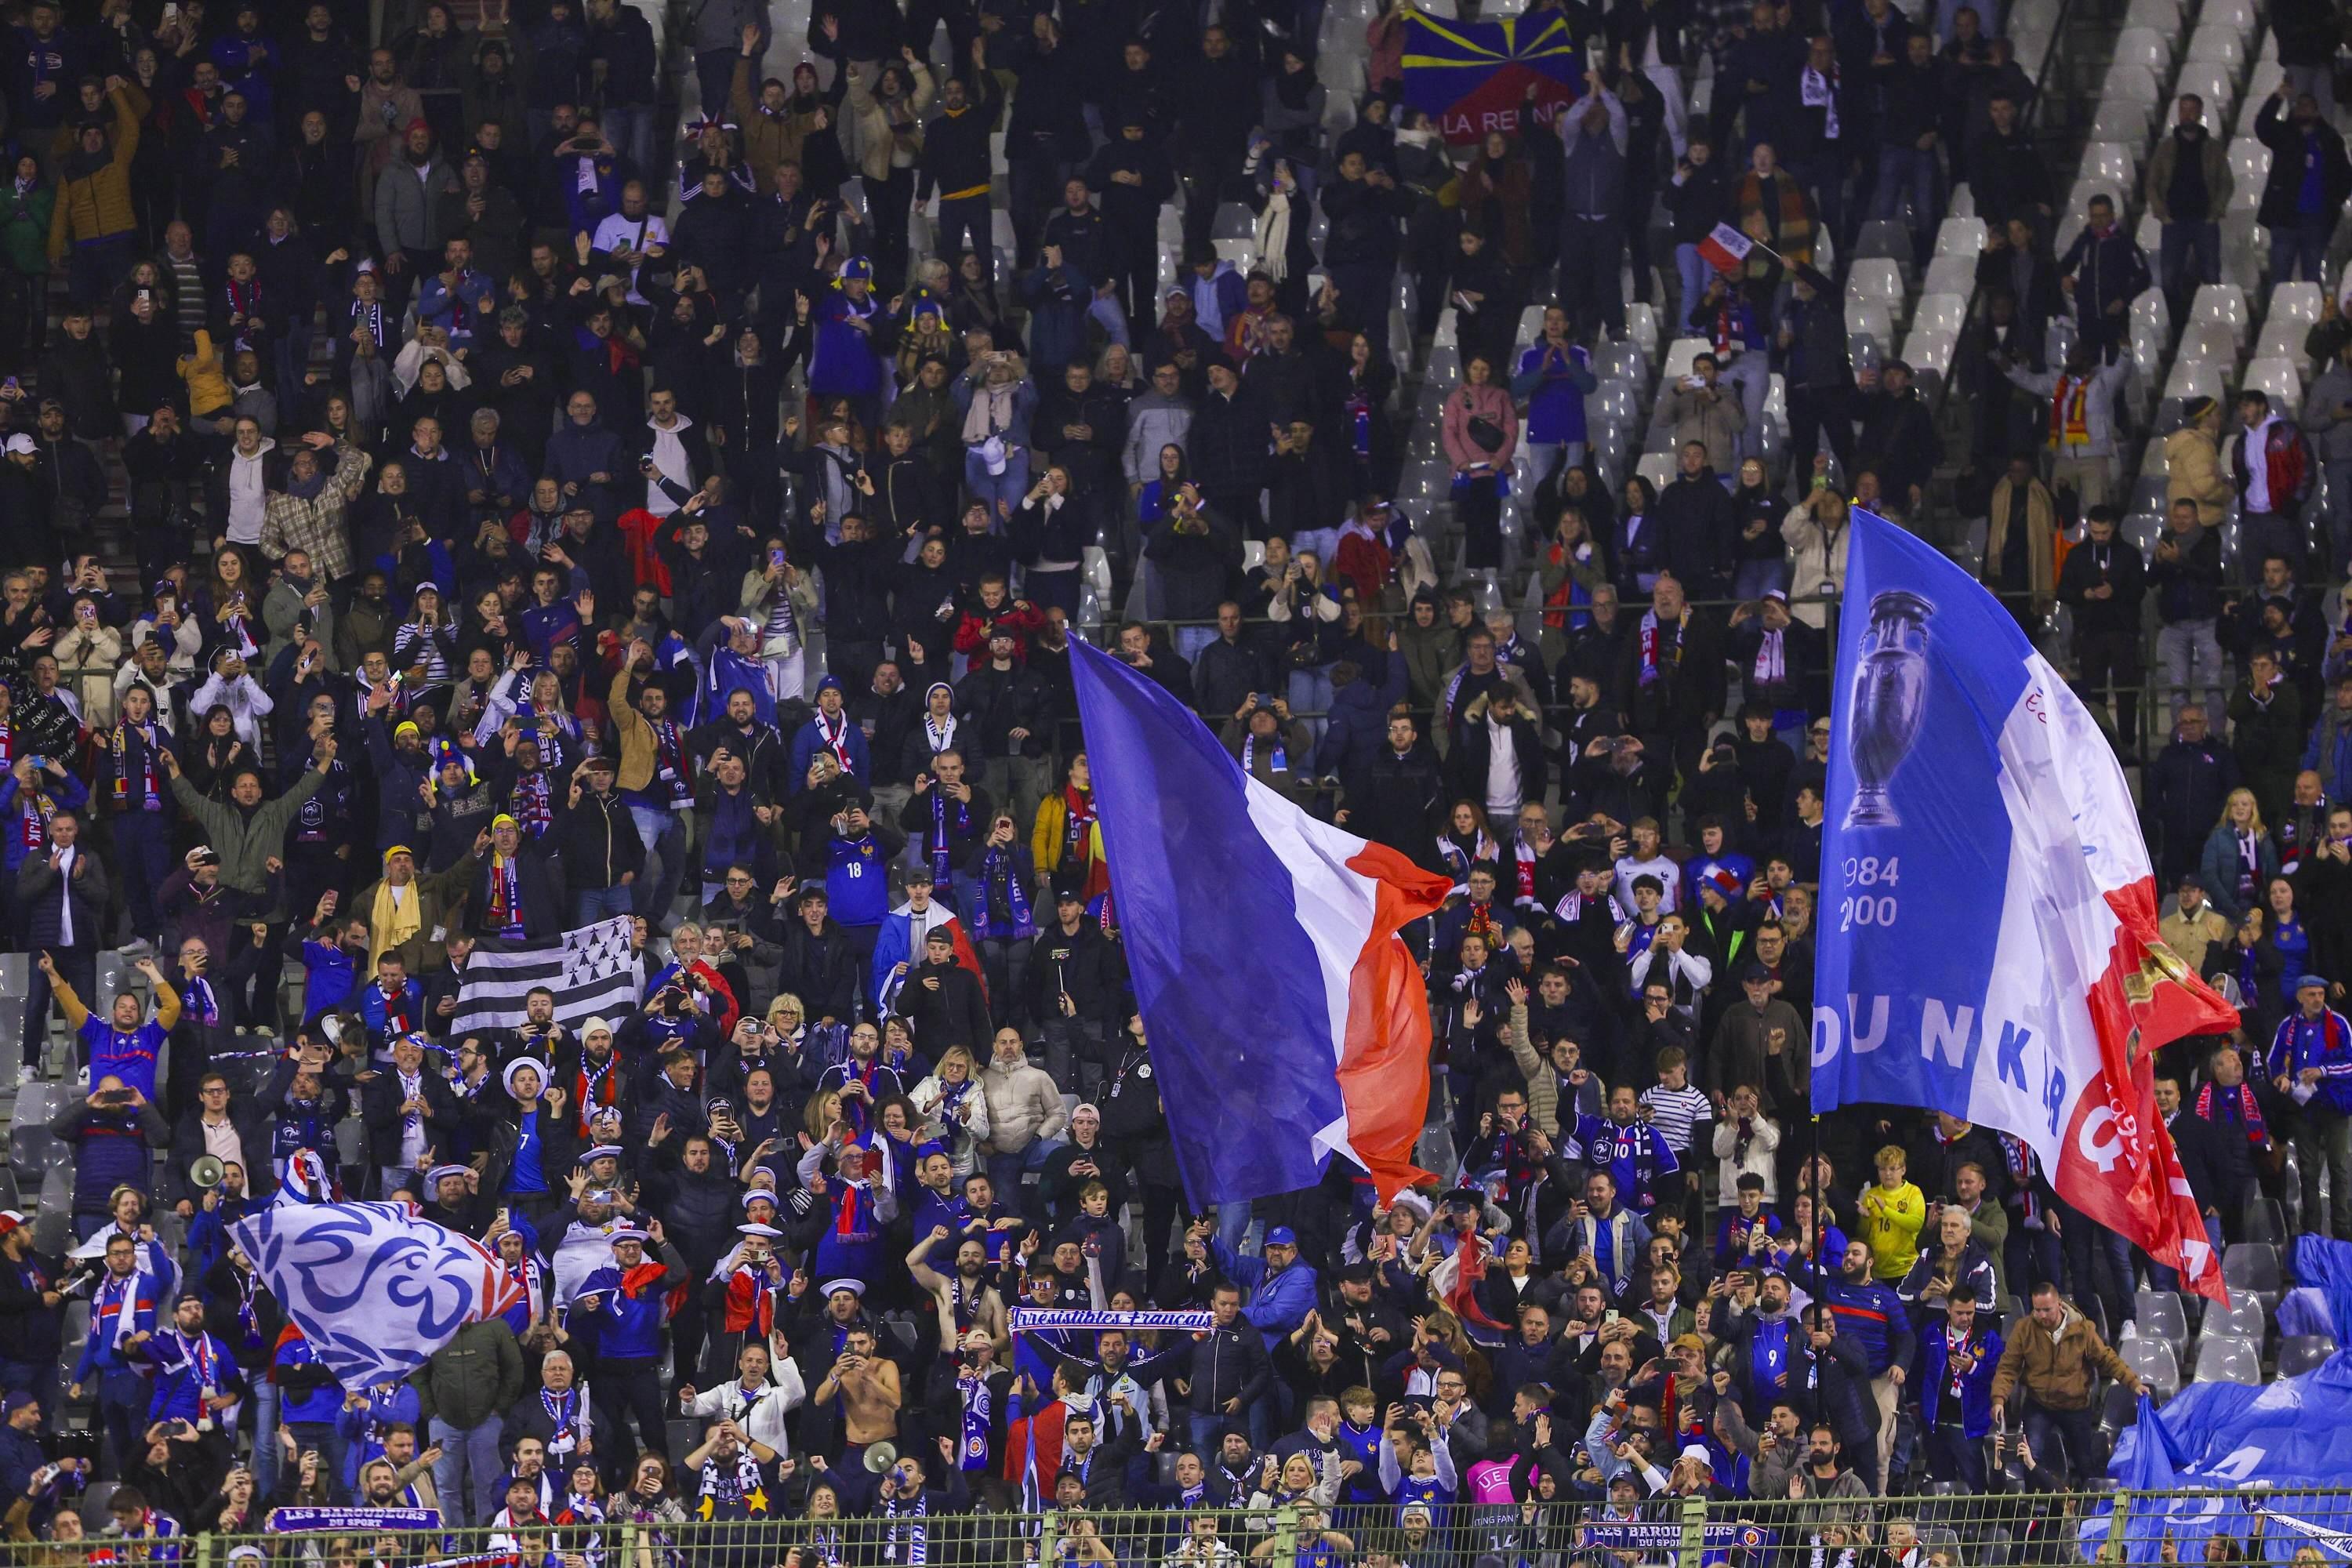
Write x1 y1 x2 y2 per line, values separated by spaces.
1842 589 1933 829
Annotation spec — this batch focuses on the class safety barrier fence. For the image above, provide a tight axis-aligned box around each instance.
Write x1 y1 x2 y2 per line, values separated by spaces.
157 1487 2352 1568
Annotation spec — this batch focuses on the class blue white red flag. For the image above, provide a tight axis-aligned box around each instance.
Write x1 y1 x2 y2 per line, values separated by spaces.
1069 638 1453 1208
1813 513 2234 1300
233 1202 532 1388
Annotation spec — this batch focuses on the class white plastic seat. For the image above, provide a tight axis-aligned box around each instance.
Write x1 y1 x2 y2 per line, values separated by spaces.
2112 25 2172 69
2164 356 2227 401
1912 292 1969 335
2228 138 2272 209
1922 254 1976 300
1846 300 1895 348
1936 216 1987 256
1661 337 1709 382
1636 452 1676 492
2186 24 2246 68
1846 259 1905 311
2202 0 2257 34
2271 281 2325 328
2103 62 2163 105
2172 63 2238 127
2239 61 2285 128
2089 99 2155 145
2122 1337 2183 1399
2190 1335 2261 1385
2080 142 2138 191
2190 283 2251 347
1903 327 1959 379
2245 356 2303 404
2179 319 2242 366
2122 0 2183 28
1625 303 1661 360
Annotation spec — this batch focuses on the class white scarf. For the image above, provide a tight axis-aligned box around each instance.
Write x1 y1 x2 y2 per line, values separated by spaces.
646 414 695 516
1254 188 1292 284
1753 627 1784 684
962 379 1017 446
1801 66 1840 138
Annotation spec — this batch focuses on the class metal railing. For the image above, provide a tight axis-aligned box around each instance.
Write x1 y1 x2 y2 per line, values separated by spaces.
136 1490 2352 1568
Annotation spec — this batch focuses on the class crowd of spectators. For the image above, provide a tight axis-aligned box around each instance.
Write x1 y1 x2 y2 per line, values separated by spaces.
0 0 2345 1559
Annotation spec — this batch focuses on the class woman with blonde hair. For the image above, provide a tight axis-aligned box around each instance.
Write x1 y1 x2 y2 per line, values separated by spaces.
801 1087 846 1144
2200 786 2279 925
910 1042 991 1176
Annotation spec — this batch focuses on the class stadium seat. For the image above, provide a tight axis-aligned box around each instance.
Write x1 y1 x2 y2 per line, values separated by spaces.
2132 1290 2191 1352
2243 1196 2287 1245
2202 1295 2267 1345
2223 1242 2284 1307
2111 25 2172 69
1661 337 1710 382
2190 1335 2261 1385
2278 1334 2338 1377
2244 356 2303 405
2121 1337 2182 1400
2099 1381 2142 1433
2185 24 2246 68
1845 260 1905 314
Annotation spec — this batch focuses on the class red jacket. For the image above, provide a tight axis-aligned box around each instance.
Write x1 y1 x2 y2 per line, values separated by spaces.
2232 418 2313 514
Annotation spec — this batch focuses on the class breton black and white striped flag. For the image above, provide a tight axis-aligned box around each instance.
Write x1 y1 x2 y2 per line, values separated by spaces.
449 916 644 1033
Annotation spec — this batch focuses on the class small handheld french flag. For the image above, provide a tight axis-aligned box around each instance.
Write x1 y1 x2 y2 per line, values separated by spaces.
1698 222 1754 274
1069 639 1453 1207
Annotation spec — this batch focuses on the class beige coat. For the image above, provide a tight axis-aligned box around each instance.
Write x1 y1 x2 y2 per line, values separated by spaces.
980 1044 1066 1154
54 623 123 726
1779 499 1849 629
845 60 934 183
2165 425 2234 527
1985 474 2060 610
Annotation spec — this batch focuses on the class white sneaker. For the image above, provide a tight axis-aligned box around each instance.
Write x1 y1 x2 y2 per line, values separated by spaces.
14 1066 34 1087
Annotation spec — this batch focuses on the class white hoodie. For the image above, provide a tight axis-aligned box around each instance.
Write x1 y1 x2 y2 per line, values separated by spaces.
225 436 276 544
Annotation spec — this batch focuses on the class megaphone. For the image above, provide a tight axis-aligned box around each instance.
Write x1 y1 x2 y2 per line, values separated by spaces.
188 1156 226 1190
862 1441 898 1475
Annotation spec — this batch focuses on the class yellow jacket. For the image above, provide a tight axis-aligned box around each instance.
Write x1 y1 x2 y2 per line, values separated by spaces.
47 83 144 262
2165 426 2233 527
178 329 230 417
1855 1179 1926 1279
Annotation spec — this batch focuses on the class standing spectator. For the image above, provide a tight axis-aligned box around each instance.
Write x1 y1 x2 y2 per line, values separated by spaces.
2056 507 2149 749
2254 82 2352 290
2146 95 2229 321
2054 193 2151 364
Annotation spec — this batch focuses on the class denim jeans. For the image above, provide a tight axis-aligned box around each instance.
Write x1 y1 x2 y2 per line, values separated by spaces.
964 445 1030 523
248 1379 281 1497
1871 144 1940 230
629 804 690 924
430 1414 504 1526
984 1135 1064 1204
2272 213 2332 289
1173 624 1219 667
574 883 635 927
1732 557 1789 602
2155 619 2226 724
1673 243 1712 328
2158 220 2221 307
601 103 657 183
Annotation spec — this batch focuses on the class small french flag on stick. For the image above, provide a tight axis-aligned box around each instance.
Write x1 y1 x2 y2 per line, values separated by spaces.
1698 222 1754 274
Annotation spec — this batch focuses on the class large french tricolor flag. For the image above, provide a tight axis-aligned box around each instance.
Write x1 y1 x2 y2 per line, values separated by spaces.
1069 639 1453 1207
1815 514 2238 1300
